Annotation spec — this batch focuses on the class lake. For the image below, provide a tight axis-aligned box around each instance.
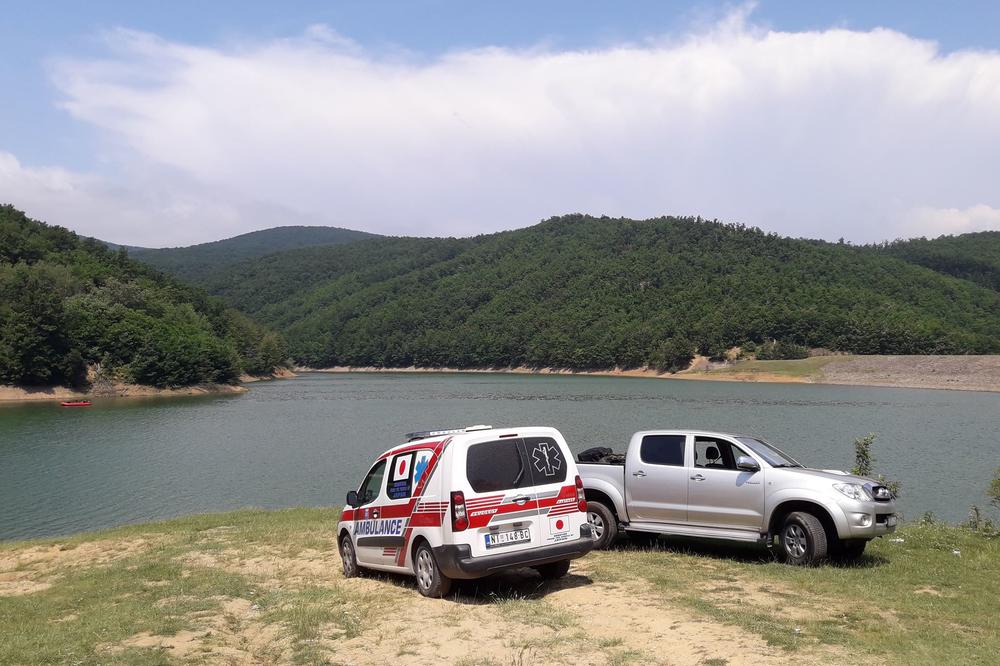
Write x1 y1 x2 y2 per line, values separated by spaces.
1 372 997 541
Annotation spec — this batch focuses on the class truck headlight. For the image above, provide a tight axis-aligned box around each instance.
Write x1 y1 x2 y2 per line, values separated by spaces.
833 483 872 501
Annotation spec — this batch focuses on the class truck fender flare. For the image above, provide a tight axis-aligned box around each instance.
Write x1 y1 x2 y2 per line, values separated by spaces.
582 479 626 520
766 490 849 539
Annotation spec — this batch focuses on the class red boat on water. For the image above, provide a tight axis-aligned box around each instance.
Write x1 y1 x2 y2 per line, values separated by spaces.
60 400 92 407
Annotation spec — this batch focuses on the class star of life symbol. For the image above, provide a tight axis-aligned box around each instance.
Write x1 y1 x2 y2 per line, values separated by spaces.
531 443 562 476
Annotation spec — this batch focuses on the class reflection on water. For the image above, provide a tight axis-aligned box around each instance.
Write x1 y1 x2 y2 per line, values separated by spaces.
1 372 997 540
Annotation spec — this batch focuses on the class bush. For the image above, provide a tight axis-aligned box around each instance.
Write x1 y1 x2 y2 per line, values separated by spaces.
649 337 694 372
990 467 1000 509
755 339 810 360
851 432 901 497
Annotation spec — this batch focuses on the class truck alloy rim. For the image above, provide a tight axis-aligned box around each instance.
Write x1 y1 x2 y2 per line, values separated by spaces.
784 524 807 558
416 549 434 590
587 511 605 540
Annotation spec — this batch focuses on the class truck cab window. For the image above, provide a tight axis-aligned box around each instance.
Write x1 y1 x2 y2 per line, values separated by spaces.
695 438 753 470
357 459 387 505
639 434 686 466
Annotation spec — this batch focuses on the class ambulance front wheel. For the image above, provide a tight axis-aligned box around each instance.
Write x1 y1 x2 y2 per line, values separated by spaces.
340 535 360 578
414 542 453 598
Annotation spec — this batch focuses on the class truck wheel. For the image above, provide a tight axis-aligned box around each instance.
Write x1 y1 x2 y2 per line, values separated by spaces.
535 559 571 580
831 539 867 562
340 535 360 578
779 511 828 566
586 501 618 550
414 542 452 598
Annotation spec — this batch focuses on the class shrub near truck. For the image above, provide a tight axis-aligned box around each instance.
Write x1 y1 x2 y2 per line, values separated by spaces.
579 430 897 564
338 425 593 597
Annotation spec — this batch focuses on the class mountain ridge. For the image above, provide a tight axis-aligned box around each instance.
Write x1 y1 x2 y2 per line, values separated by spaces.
122 225 380 283
131 214 1000 370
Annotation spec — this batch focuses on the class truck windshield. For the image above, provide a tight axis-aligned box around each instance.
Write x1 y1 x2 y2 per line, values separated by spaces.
735 437 802 468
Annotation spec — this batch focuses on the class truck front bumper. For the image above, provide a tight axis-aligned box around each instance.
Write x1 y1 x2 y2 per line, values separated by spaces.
836 500 898 539
433 524 594 580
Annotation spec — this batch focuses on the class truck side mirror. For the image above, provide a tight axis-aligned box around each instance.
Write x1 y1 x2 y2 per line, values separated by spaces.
736 456 760 472
346 490 360 507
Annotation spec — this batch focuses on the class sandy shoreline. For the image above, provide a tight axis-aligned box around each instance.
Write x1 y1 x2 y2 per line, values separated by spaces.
0 383 249 403
4 357 996 401
299 354 1000 393
0 368 297 403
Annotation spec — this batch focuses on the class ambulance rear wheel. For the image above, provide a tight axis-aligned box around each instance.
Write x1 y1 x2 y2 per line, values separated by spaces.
340 535 359 578
535 559 571 580
414 542 452 598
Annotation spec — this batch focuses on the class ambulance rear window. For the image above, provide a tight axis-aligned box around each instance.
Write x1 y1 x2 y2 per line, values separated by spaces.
466 439 531 493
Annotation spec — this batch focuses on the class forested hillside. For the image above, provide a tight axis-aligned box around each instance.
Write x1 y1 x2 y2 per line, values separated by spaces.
173 215 1000 370
124 225 378 283
882 231 1000 292
0 205 287 388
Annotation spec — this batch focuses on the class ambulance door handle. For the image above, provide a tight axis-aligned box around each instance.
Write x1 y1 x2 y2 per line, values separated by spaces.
512 495 530 505
633 470 647 477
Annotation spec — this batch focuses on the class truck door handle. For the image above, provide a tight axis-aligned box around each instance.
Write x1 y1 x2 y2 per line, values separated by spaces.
633 470 647 477
511 495 530 505
690 474 705 481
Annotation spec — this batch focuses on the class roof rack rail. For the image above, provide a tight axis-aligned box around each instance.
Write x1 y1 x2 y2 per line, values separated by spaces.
404 424 493 442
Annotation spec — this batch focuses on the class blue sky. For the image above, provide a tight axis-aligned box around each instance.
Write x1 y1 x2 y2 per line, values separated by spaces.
2 1 999 245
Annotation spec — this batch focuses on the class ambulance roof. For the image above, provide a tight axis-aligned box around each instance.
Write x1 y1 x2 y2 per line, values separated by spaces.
378 425 557 460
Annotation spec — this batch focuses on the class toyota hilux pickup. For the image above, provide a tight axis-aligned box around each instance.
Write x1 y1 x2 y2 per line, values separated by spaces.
578 430 897 564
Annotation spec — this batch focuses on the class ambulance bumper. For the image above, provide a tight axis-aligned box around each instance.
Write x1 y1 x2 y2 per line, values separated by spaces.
433 524 594 579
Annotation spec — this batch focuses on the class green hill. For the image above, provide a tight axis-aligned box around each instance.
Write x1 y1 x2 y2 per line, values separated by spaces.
882 231 1000 292
125 225 379 283
0 205 287 388
181 215 1000 370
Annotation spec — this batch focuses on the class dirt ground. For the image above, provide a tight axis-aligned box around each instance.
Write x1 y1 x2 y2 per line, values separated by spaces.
0 533 846 665
817 355 1000 392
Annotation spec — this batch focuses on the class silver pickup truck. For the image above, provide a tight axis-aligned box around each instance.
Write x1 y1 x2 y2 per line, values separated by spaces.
579 430 897 564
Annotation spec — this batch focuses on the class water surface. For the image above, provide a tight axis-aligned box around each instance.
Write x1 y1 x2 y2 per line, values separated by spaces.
1 372 997 541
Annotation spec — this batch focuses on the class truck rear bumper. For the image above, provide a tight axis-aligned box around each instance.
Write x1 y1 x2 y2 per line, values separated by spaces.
433 525 594 580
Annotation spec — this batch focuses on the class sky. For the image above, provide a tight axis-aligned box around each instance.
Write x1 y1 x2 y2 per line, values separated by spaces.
1 1 999 247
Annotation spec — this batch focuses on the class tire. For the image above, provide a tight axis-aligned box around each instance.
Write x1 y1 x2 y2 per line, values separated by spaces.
586 501 618 550
627 530 659 548
535 559 571 580
414 542 452 598
340 535 360 578
779 511 828 566
831 539 868 562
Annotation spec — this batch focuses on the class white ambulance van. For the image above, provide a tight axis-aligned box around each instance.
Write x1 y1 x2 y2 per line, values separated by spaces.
337 425 594 597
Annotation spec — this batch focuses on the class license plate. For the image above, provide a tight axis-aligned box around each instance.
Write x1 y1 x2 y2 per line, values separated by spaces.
485 528 531 549
886 515 897 527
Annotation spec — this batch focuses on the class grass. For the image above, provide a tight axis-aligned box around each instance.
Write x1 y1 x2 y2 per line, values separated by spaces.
586 522 1000 664
0 508 377 665
1 508 998 665
702 356 841 378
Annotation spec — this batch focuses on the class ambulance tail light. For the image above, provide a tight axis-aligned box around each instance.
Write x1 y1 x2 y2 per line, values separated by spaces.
450 491 469 532
575 475 587 512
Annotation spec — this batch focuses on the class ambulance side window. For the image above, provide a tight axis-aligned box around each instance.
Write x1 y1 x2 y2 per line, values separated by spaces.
357 459 387 506
466 439 530 493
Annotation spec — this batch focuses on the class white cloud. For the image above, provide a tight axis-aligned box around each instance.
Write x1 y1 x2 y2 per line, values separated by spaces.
906 205 1000 238
4 7 1000 244
0 152 328 246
